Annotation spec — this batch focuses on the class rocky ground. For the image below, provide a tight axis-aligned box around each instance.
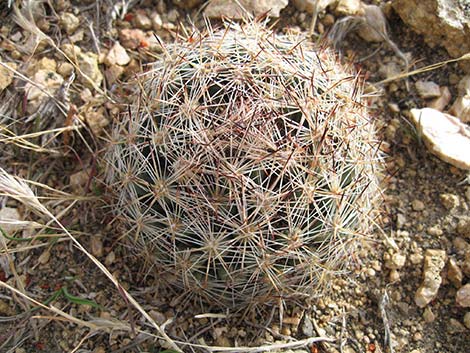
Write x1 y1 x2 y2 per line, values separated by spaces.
0 0 470 352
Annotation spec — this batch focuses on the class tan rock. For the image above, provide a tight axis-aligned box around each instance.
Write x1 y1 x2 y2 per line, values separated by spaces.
85 107 109 135
428 86 451 111
386 253 406 270
60 12 80 34
415 80 441 99
57 62 74 77
151 12 163 30
173 0 204 8
449 95 470 123
34 57 57 72
410 108 470 170
457 75 470 95
335 0 361 15
105 65 125 84
70 169 90 191
0 207 22 235
356 4 387 42
464 312 470 329
0 61 17 91
440 193 459 210
447 258 463 287
423 307 435 322
62 44 103 88
105 42 131 66
293 0 337 14
463 254 470 277
392 0 470 60
25 69 64 101
91 235 103 257
457 217 470 238
0 299 15 316
119 28 146 50
456 283 470 307
411 199 425 211
134 10 152 30
415 249 446 307
205 0 289 18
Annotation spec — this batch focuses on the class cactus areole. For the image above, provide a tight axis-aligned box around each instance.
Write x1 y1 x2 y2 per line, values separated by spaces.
106 22 382 309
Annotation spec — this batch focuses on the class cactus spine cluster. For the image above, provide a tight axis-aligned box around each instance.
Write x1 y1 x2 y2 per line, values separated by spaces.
105 21 382 309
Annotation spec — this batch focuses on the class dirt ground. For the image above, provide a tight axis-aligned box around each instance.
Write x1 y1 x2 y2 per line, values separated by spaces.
1 1 470 352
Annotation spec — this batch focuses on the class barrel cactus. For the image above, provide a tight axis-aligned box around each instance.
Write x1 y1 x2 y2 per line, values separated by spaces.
105 22 382 309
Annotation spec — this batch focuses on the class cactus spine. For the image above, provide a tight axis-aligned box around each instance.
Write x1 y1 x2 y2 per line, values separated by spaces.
105 21 383 309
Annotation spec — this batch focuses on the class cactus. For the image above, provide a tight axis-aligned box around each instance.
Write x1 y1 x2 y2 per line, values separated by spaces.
105 21 383 309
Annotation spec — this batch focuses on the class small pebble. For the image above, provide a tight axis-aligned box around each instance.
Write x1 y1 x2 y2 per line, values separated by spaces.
386 253 406 270
440 193 459 210
464 312 470 329
415 80 441 99
105 42 131 66
415 249 446 308
91 235 103 257
38 249 51 264
134 10 152 30
105 251 116 265
456 283 470 307
427 225 443 236
57 62 74 77
411 199 425 211
448 318 467 333
60 12 80 34
447 258 463 287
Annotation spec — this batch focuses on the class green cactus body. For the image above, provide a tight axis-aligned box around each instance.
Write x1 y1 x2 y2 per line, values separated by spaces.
106 22 382 309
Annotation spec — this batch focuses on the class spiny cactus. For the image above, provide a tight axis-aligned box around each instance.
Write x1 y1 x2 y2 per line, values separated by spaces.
105 21 383 309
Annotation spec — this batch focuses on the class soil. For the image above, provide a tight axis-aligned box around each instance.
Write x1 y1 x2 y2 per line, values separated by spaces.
0 1 469 353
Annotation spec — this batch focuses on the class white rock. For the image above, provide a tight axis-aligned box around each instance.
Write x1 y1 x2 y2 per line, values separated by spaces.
456 284 470 307
415 249 446 308
0 61 17 91
105 42 131 66
293 0 337 14
449 95 470 123
205 0 288 18
427 86 451 111
0 207 22 235
335 0 361 15
410 108 470 170
415 80 441 99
